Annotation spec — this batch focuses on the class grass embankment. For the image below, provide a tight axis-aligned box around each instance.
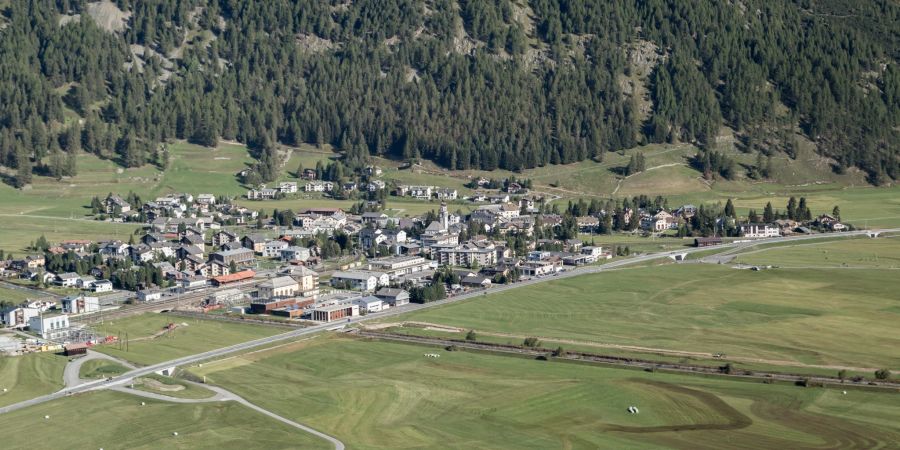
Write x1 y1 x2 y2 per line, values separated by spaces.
0 352 67 407
91 313 281 366
190 336 900 449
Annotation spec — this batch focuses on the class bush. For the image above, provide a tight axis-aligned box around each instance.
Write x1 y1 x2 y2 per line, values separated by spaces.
551 346 566 357
523 337 541 348
719 363 734 374
445 345 459 352
837 369 847 380
465 330 477 341
875 369 891 380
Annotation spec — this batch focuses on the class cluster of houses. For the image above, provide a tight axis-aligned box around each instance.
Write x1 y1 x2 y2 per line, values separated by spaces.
0 294 99 341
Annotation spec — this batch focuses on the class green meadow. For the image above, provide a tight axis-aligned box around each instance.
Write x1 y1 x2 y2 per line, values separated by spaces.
395 263 900 370
91 313 281 366
190 336 900 450
0 390 330 450
0 352 67 407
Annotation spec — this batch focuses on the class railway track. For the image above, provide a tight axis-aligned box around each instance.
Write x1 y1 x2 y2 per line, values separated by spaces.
356 331 900 391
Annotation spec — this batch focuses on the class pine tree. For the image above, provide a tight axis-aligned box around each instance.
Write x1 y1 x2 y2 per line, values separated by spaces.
724 198 736 218
763 202 775 223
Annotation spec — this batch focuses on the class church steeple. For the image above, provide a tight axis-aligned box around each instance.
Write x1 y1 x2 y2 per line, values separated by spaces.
439 202 449 231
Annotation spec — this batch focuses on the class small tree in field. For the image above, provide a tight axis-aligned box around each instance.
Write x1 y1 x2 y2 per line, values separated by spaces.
465 330 477 341
875 369 891 380
552 346 566 357
837 369 847 381
523 337 541 348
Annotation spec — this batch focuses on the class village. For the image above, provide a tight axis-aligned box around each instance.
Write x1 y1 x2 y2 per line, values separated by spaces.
0 165 853 355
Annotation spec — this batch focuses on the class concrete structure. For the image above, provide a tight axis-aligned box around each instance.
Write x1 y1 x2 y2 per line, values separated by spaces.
0 306 39 328
206 288 245 305
60 295 100 314
366 256 435 280
309 303 358 322
209 248 255 266
28 314 70 340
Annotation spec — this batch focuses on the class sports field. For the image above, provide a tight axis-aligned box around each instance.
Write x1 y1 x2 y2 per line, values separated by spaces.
0 352 67 407
191 336 900 449
394 264 900 370
0 390 330 449
91 313 281 366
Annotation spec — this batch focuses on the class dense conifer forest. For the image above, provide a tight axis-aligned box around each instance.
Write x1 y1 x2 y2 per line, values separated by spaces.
0 0 897 186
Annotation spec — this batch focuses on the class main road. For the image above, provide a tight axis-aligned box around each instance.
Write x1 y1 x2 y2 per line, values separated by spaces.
0 228 895 446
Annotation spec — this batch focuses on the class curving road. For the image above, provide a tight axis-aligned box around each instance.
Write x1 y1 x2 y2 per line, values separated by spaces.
63 350 137 388
0 228 895 448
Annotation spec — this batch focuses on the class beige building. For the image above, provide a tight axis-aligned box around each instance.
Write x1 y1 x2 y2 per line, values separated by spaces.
258 276 300 299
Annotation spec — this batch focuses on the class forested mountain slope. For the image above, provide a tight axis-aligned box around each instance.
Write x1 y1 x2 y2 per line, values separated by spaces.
0 0 897 187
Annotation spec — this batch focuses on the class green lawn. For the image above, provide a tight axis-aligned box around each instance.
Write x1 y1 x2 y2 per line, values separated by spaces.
190 336 900 450
393 264 900 369
0 390 330 450
0 352 67 407
79 359 129 379
91 313 282 366
735 236 900 268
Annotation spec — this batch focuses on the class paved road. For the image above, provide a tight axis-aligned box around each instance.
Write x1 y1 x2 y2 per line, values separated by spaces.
63 350 137 388
0 228 895 446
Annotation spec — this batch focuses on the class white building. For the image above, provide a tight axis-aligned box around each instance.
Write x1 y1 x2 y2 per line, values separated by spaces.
137 289 163 302
29 314 70 340
0 306 40 328
277 181 299 193
263 240 290 258
304 181 334 192
740 223 781 238
352 295 384 313
280 246 311 262
330 270 389 291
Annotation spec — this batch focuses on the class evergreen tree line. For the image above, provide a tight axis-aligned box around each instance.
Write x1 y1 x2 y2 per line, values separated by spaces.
0 0 896 189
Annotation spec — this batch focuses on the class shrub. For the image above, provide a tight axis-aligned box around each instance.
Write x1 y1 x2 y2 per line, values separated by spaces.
875 369 891 380
465 330 477 341
523 337 541 348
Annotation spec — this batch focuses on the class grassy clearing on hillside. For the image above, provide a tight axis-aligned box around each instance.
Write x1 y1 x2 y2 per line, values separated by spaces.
0 391 330 449
91 313 280 366
0 352 67 407
735 236 900 268
79 359 129 379
394 264 900 369
191 337 900 450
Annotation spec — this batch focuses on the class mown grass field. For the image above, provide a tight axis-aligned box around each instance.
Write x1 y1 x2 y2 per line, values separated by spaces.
0 390 330 450
394 264 900 370
190 336 900 450
734 236 900 268
0 352 67 407
91 313 281 366
79 359 129 379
